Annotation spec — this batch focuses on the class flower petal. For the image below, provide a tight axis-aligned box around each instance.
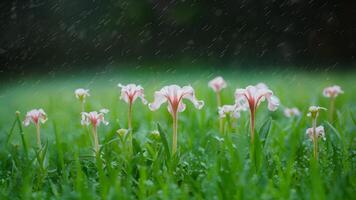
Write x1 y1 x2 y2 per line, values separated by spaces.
148 91 167 111
266 95 280 111
181 85 204 109
208 76 227 92
177 102 186 113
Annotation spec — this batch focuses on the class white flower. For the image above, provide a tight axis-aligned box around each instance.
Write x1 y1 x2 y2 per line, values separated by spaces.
208 76 227 92
218 104 246 119
149 85 204 115
323 85 343 98
306 126 326 141
307 106 327 118
81 109 109 128
118 83 147 105
23 109 47 126
234 83 279 112
284 107 301 118
75 88 90 102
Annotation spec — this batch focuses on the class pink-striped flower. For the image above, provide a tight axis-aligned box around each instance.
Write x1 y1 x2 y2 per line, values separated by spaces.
149 85 204 155
235 83 279 112
81 109 109 128
234 83 279 144
149 85 204 115
284 107 301 118
81 109 109 154
208 76 227 92
323 85 343 122
306 126 326 141
23 109 47 126
323 85 343 98
118 83 147 131
23 109 47 148
118 84 147 105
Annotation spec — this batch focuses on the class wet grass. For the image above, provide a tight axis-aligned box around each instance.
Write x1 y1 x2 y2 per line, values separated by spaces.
0 68 355 199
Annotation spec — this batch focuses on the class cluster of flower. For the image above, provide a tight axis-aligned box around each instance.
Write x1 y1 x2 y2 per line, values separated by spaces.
21 77 343 158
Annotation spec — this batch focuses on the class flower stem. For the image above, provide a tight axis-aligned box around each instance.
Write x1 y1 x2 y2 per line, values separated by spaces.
216 92 224 134
128 102 133 156
81 101 85 113
36 123 42 149
250 109 255 145
312 119 318 160
93 126 99 155
128 102 133 130
329 97 335 122
172 113 178 156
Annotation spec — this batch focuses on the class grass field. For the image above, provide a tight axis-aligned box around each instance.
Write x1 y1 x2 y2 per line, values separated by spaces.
0 68 355 199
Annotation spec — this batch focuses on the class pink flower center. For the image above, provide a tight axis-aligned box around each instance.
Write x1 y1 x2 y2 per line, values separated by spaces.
125 90 137 104
90 116 98 127
32 115 39 124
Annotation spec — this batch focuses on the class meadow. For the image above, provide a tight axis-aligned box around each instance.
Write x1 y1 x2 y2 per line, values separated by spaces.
0 67 355 199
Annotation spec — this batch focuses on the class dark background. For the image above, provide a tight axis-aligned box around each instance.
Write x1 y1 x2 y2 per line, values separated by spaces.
0 0 355 73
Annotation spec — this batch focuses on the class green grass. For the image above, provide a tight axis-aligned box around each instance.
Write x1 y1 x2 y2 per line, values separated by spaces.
0 68 355 199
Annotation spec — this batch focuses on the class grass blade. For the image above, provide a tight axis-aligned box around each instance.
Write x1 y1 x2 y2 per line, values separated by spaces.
350 111 356 126
14 111 29 157
259 117 272 147
6 116 17 144
157 123 170 159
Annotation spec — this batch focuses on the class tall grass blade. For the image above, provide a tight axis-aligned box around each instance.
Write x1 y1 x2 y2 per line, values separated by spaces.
157 123 170 160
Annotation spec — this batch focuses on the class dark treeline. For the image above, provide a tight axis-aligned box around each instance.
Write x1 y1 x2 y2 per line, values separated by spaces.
0 0 355 72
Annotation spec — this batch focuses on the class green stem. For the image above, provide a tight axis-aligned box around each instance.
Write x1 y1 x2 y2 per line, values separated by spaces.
216 92 224 134
93 126 99 155
312 119 318 160
128 102 133 130
16 112 28 157
81 101 85 113
329 97 335 122
128 102 133 156
172 113 178 156
36 123 42 149
250 109 255 145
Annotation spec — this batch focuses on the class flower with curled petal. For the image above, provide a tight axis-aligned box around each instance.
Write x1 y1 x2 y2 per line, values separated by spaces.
23 109 47 127
81 109 109 154
75 88 90 112
235 83 279 113
218 104 247 133
149 85 204 155
218 104 245 119
323 85 343 121
208 76 227 134
81 109 109 128
75 88 90 102
23 109 47 148
208 76 227 93
149 85 204 115
306 126 326 141
118 84 147 105
323 85 343 98
306 106 326 160
234 83 279 144
284 107 301 118
118 83 147 130
307 106 327 119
